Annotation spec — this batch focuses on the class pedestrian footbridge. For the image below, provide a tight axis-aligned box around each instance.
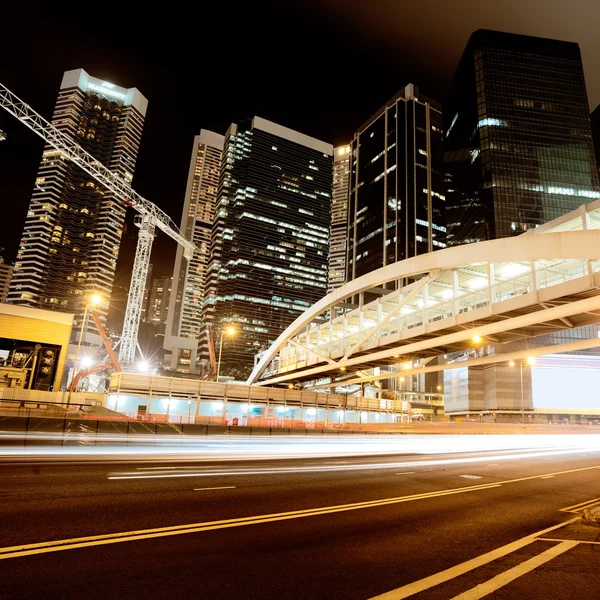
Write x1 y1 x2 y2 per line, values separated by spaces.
249 201 600 387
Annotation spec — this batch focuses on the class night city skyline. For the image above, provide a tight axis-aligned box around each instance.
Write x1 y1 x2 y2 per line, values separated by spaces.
2 0 600 281
1 3 600 598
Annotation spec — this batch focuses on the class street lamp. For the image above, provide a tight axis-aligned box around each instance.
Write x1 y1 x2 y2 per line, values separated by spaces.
216 325 236 382
509 357 534 424
72 294 102 388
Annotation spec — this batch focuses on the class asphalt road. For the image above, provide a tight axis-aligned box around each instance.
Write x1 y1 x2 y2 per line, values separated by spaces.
1 441 599 599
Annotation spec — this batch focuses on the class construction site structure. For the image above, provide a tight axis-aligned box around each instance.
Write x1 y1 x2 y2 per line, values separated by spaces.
68 310 122 392
0 82 196 368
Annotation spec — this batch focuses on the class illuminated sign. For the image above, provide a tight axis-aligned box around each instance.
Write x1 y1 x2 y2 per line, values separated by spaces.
87 81 126 101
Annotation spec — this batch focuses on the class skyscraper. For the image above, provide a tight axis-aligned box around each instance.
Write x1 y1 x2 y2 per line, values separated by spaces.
590 103 600 180
164 131 223 373
347 84 446 283
147 276 172 328
8 69 147 346
0 258 14 303
328 145 351 291
444 29 600 246
205 117 332 376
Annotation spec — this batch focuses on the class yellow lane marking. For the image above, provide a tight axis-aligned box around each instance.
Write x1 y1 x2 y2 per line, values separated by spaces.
450 540 579 600
539 475 554 479
538 538 600 545
368 519 578 600
0 464 597 562
395 472 415 476
0 483 503 560
560 496 600 512
193 486 236 491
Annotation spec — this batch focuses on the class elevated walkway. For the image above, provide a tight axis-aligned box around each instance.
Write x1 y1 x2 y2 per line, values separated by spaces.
249 201 600 387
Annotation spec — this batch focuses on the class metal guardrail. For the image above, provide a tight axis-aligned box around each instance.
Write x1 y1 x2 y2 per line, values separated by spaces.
0 398 94 412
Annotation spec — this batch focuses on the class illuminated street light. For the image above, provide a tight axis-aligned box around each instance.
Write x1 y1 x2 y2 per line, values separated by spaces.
71 293 103 402
403 362 411 370
288 383 294 389
138 360 149 373
80 356 94 369
509 358 533 424
472 335 482 344
216 325 236 382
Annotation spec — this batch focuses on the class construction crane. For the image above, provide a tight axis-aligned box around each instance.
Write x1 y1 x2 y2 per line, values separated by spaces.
68 311 122 392
0 82 195 367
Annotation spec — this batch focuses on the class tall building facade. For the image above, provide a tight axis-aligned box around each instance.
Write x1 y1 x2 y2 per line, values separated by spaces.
444 29 600 246
0 258 14 302
8 69 147 345
164 131 223 373
204 117 332 376
328 145 351 291
590 103 600 180
347 84 446 283
147 276 172 327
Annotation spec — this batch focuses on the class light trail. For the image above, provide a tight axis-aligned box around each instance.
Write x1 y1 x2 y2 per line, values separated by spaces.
0 433 598 463
105 449 600 479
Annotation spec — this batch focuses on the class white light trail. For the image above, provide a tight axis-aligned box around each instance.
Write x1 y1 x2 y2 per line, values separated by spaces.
1 433 598 464
106 448 600 480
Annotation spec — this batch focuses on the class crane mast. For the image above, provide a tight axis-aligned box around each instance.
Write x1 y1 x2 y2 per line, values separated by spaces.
0 82 195 367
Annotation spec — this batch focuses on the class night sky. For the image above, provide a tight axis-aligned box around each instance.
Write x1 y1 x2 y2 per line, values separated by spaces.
2 0 599 324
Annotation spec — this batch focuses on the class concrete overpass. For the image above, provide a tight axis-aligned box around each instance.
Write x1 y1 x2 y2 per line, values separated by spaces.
249 200 600 388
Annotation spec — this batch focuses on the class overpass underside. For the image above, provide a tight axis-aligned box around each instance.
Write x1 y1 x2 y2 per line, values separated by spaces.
249 201 600 388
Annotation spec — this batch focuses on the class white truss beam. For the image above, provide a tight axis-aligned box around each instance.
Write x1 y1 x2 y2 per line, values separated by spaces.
342 271 438 361
118 216 155 365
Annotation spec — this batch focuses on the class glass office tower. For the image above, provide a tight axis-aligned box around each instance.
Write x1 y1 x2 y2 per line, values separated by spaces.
347 84 445 282
328 145 351 291
204 117 333 376
444 29 600 246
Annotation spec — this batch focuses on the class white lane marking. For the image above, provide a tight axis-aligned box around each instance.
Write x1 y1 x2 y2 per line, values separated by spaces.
193 486 236 491
486 464 498 466
539 475 554 479
395 472 415 476
326 461 350 464
459 475 482 479
539 537 600 545
367 518 578 599
450 540 579 599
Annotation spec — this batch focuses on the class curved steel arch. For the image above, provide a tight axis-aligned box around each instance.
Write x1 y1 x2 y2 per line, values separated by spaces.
247 230 600 384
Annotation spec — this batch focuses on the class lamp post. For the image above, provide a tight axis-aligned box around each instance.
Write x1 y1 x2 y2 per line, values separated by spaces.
428 384 442 422
216 325 236 382
216 325 235 425
69 293 101 404
509 358 534 424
